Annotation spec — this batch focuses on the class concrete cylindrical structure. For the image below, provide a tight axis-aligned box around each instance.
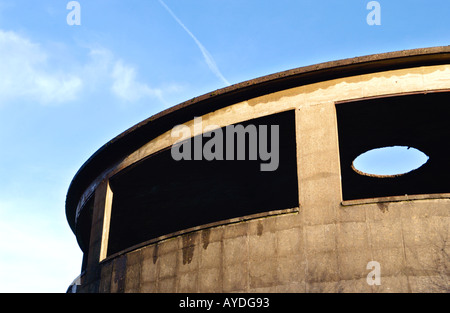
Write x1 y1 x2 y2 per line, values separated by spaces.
66 47 450 293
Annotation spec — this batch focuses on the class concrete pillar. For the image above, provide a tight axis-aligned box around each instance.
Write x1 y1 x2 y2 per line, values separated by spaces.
81 180 113 292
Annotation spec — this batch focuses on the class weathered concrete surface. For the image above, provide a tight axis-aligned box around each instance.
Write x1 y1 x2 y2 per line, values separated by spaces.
93 202 448 293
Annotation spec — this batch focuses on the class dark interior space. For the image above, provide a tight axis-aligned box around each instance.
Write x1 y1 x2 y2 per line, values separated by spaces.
336 91 450 201
107 110 298 256
76 195 94 271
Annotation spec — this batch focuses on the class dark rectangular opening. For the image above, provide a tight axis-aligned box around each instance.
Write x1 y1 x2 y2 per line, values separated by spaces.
336 91 450 201
107 110 298 256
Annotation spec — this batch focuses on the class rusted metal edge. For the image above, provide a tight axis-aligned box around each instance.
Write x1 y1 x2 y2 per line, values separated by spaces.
66 46 450 234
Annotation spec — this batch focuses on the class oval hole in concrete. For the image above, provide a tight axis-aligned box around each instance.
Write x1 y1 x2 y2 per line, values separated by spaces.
352 146 429 177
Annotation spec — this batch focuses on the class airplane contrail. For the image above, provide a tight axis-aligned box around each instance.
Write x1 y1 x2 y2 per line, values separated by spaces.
158 0 231 86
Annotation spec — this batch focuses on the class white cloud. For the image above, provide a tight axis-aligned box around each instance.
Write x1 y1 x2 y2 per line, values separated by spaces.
0 30 82 105
111 60 164 102
81 48 168 103
0 30 172 106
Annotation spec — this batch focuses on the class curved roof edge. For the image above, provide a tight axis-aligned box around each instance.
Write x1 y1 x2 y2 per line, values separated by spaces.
66 46 450 233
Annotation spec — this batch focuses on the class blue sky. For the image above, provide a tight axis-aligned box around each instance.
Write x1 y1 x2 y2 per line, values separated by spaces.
353 146 430 176
0 0 448 293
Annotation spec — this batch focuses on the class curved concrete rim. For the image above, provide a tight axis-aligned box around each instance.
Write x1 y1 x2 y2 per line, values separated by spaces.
65 46 450 233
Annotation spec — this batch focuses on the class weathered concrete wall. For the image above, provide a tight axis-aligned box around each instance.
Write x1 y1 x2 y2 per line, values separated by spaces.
75 62 450 293
95 200 448 293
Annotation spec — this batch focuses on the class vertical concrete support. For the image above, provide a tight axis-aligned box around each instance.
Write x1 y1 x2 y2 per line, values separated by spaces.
297 102 341 224
100 182 113 262
82 180 113 292
297 102 343 291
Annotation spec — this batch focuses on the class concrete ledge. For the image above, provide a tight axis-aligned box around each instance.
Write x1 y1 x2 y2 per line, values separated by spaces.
341 193 450 206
